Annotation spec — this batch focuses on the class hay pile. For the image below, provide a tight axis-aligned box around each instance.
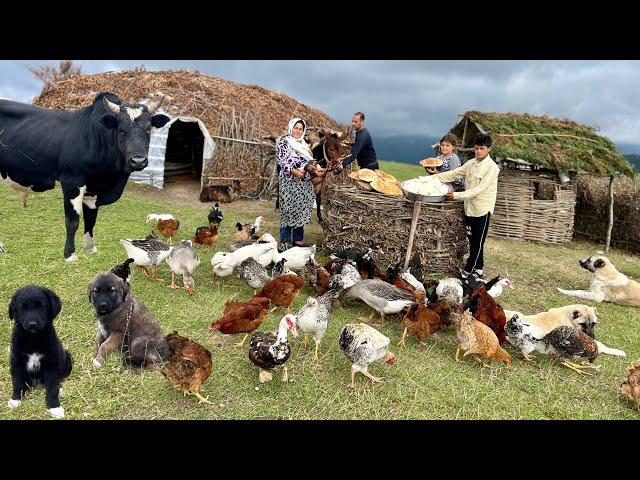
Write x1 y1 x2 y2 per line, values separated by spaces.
32 68 346 138
450 111 634 177
574 175 640 255
323 185 467 273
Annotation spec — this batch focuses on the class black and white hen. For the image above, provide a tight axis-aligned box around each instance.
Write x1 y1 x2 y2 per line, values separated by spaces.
208 203 224 227
248 314 298 383
109 258 135 284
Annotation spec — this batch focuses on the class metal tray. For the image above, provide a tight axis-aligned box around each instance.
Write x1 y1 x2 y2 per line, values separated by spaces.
400 181 446 203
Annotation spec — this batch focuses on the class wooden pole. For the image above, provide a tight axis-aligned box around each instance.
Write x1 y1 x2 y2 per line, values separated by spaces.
404 200 422 270
605 175 615 253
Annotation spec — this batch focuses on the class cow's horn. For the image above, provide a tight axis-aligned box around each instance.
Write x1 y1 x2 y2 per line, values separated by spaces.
103 96 121 114
146 98 163 114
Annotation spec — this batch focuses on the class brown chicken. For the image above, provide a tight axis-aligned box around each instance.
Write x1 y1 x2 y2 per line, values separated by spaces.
161 332 214 405
453 309 512 367
192 225 218 247
398 293 453 347
463 278 508 345
211 296 271 348
253 274 305 310
620 362 640 412
147 214 180 245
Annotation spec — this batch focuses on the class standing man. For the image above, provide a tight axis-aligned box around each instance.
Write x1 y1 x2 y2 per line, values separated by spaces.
340 112 379 171
429 133 499 280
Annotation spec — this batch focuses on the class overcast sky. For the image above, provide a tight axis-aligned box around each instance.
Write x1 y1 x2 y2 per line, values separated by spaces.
2 60 639 151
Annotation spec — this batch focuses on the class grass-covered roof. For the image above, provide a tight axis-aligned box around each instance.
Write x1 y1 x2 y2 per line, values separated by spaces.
452 111 634 177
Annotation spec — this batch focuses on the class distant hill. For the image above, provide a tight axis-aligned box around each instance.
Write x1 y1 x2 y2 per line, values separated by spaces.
374 134 441 164
624 154 640 172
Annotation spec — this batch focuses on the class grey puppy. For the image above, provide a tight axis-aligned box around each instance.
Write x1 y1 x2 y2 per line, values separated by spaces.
88 272 169 368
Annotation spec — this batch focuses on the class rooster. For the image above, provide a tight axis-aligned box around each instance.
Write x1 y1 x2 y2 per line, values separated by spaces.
208 203 224 228
146 213 180 246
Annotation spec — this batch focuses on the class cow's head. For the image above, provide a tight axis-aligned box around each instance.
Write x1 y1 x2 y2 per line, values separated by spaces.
318 129 351 162
100 95 171 173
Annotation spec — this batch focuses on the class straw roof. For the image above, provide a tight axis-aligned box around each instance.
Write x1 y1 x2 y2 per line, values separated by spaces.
450 111 634 177
32 68 345 138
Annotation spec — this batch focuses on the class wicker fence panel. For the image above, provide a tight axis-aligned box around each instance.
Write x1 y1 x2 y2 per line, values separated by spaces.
323 185 468 274
488 170 576 243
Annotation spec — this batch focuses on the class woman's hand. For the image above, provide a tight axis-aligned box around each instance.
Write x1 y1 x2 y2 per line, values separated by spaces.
292 168 305 179
426 167 439 174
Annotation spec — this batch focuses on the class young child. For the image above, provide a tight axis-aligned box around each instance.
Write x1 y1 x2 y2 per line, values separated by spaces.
430 133 499 279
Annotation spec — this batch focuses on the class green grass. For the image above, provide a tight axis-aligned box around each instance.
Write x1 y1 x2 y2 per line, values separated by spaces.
1 167 639 420
378 160 426 182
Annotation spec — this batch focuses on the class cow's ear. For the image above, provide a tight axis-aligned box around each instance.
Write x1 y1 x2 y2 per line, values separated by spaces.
101 114 118 129
44 288 62 319
151 114 170 128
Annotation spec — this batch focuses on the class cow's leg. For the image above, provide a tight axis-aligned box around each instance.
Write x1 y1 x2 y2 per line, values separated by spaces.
316 192 323 222
62 184 86 262
82 194 99 255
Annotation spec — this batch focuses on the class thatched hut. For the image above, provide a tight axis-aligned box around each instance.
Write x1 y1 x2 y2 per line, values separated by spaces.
32 68 345 199
446 111 634 244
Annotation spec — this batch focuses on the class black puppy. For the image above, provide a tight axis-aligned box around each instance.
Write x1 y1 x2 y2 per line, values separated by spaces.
7 286 73 418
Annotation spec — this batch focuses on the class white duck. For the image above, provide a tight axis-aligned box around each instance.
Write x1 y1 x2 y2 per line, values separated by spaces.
120 234 173 281
211 251 234 278
211 239 277 279
166 240 200 295
266 237 316 272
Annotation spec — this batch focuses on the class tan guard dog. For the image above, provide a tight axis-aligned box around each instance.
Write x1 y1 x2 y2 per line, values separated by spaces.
556 256 640 307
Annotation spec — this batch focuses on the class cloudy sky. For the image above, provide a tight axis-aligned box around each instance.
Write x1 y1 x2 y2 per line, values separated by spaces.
2 60 639 152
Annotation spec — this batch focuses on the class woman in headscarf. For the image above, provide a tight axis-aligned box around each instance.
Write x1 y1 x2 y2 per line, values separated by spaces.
276 118 324 249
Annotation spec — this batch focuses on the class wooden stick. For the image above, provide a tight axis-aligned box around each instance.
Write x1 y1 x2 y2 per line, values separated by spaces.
605 174 615 253
404 200 422 270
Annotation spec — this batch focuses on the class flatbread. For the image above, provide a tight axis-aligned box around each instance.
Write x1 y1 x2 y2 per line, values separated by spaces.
355 180 374 191
348 171 360 180
371 178 404 196
420 157 443 168
356 168 378 182
375 170 399 184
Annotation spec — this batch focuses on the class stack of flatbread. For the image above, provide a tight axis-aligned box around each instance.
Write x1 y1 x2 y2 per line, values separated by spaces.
348 168 403 196
402 175 449 196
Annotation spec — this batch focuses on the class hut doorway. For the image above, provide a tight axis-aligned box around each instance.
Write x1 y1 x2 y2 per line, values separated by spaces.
164 120 204 182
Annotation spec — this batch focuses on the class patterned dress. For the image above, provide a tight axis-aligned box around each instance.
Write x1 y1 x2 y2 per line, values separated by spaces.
439 152 465 191
277 138 316 228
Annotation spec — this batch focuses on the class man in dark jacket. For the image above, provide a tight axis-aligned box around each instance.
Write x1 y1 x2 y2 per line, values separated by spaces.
341 112 378 171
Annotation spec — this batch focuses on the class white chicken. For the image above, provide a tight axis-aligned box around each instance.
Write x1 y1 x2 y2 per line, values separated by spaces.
400 267 425 292
487 278 513 298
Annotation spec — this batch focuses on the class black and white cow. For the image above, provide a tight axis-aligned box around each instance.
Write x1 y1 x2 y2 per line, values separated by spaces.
0 92 170 261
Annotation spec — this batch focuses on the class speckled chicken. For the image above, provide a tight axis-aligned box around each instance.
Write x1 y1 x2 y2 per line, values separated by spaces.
161 331 214 405
146 213 180 245
109 258 135 284
505 313 550 361
166 239 200 295
339 323 396 388
301 257 330 295
430 277 464 307
211 296 271 348
296 277 350 361
248 314 298 383
271 258 291 279
542 326 600 375
620 362 640 412
453 309 512 367
240 257 271 291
